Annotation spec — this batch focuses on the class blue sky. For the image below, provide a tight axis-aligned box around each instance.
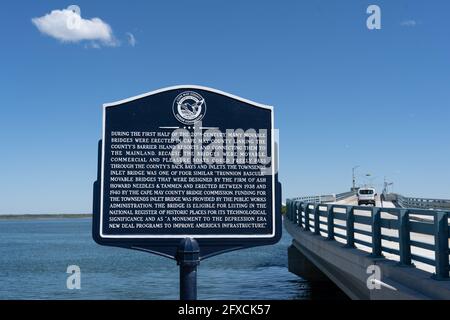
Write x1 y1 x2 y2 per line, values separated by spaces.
0 1 449 214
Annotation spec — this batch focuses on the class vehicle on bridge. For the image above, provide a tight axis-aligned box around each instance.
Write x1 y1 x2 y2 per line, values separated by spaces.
357 187 376 206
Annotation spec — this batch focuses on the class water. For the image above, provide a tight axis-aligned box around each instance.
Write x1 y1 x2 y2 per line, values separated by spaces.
0 218 344 300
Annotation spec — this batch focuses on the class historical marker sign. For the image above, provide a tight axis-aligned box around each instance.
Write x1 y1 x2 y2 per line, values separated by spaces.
93 85 281 259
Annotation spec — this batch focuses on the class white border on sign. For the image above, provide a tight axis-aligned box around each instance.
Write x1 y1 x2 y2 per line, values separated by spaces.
100 85 276 239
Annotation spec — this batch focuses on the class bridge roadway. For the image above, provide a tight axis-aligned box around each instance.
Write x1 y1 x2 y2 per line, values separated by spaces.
286 195 450 299
335 194 396 208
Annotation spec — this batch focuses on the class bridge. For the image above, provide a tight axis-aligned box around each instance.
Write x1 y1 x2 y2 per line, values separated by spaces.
285 192 450 300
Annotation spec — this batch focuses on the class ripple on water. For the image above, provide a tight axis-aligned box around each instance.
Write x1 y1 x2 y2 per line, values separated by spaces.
0 218 344 300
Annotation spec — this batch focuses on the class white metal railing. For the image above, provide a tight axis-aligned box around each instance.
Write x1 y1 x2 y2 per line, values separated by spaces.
293 191 356 204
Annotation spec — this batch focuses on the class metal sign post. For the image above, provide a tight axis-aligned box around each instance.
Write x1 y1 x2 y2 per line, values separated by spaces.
177 238 200 300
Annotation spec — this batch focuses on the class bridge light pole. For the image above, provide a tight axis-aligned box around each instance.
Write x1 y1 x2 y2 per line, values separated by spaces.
383 177 394 195
352 166 360 191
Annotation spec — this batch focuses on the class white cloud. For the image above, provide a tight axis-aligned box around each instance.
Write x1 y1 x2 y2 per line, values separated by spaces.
32 6 117 46
126 32 136 47
400 20 417 27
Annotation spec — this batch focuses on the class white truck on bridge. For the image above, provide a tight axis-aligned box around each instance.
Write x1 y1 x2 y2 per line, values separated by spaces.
357 187 376 206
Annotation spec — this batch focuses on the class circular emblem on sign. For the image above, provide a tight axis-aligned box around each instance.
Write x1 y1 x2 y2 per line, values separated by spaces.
173 91 206 125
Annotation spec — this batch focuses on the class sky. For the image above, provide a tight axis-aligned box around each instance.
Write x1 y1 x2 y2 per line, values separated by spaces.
0 1 449 214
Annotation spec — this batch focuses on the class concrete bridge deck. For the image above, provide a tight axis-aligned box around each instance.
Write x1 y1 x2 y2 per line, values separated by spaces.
285 197 450 300
286 219 450 299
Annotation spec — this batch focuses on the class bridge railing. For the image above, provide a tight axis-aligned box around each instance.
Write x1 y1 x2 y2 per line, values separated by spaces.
292 191 356 204
396 195 450 211
335 191 357 201
292 195 334 204
285 200 450 280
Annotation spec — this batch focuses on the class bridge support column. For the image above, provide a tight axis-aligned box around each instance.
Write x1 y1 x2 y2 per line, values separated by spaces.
288 244 329 282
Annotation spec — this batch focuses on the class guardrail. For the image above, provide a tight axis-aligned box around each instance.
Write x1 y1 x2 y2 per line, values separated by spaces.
396 195 450 211
285 199 450 280
293 195 334 204
293 191 356 204
335 191 357 201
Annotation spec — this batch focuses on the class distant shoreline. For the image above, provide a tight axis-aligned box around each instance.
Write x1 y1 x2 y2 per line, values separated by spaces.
0 214 92 221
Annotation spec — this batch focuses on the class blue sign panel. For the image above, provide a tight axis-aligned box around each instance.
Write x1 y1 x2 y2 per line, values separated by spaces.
93 86 281 259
